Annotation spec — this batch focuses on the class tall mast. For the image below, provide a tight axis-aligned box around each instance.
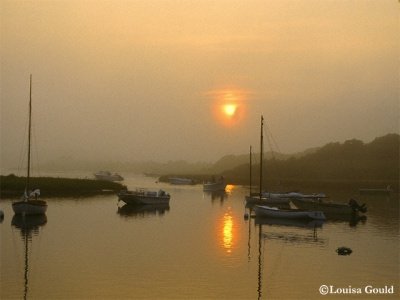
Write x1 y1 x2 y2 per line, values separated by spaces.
249 145 252 197
259 115 264 199
26 74 32 197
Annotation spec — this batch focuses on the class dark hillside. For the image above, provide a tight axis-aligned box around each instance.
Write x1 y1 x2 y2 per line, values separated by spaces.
222 134 399 191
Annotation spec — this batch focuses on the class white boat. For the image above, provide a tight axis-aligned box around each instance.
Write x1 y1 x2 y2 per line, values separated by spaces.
359 185 392 195
118 189 170 205
254 205 326 220
291 198 367 215
203 177 226 192
245 194 290 205
94 171 124 181
265 192 327 199
169 177 195 185
12 75 47 216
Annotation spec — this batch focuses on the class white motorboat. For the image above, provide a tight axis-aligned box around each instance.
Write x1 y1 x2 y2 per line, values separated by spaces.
254 205 326 220
94 171 124 181
12 75 47 216
118 189 170 205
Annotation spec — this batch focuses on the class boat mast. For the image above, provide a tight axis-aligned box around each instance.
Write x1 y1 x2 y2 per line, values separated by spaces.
259 115 264 199
249 145 252 197
26 74 32 198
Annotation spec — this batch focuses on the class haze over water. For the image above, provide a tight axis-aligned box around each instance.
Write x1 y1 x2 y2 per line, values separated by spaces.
1 1 398 168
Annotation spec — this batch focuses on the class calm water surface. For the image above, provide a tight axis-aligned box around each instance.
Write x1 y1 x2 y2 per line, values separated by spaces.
1 173 399 299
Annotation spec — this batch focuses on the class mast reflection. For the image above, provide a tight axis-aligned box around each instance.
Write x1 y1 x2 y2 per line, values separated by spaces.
246 208 325 299
11 214 47 300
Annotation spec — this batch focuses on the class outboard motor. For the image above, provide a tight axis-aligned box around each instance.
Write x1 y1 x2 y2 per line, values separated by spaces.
348 198 367 213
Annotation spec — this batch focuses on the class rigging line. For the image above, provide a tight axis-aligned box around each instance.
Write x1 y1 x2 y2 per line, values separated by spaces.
264 121 282 155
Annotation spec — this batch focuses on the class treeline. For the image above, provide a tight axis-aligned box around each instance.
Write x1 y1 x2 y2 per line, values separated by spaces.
221 134 399 190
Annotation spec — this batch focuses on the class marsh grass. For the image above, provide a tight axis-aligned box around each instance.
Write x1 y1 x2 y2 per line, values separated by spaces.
0 174 124 198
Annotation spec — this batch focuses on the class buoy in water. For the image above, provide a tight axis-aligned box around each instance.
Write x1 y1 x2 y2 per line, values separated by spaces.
336 247 352 255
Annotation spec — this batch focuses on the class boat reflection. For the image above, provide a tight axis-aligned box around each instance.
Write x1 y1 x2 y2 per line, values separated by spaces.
326 213 367 227
204 190 229 203
205 184 235 204
117 203 170 218
247 210 325 299
11 214 47 300
12 214 47 239
254 216 324 229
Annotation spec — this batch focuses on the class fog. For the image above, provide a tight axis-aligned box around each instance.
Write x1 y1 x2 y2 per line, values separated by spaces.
1 0 398 169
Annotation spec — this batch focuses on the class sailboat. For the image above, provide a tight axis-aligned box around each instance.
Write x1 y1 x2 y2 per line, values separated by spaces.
245 115 289 205
12 75 47 215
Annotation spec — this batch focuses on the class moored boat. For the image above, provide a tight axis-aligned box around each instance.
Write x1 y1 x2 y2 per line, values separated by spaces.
94 171 124 181
203 176 226 192
118 189 170 205
359 185 392 195
291 198 367 216
254 205 326 220
245 194 290 205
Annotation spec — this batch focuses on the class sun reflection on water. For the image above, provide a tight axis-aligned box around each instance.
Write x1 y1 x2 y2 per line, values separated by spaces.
219 209 235 254
222 210 234 253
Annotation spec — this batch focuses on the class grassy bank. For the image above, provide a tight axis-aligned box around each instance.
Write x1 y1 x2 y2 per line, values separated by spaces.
0 174 125 198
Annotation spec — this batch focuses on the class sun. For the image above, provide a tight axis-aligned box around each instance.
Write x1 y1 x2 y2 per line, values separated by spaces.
223 104 237 117
208 87 249 127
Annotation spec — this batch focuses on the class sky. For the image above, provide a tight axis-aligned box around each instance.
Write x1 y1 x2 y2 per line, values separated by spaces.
1 0 399 168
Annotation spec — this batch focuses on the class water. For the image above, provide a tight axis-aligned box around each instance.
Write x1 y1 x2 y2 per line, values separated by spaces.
1 174 399 299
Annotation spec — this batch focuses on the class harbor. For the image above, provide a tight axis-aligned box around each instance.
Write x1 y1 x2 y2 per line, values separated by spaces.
0 173 398 299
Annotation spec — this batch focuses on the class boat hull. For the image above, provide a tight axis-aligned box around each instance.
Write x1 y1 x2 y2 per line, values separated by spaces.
12 200 47 215
118 191 170 205
254 205 326 220
245 195 290 205
291 198 353 215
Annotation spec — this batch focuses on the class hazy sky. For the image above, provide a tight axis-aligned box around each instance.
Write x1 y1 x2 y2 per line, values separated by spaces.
1 0 398 167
